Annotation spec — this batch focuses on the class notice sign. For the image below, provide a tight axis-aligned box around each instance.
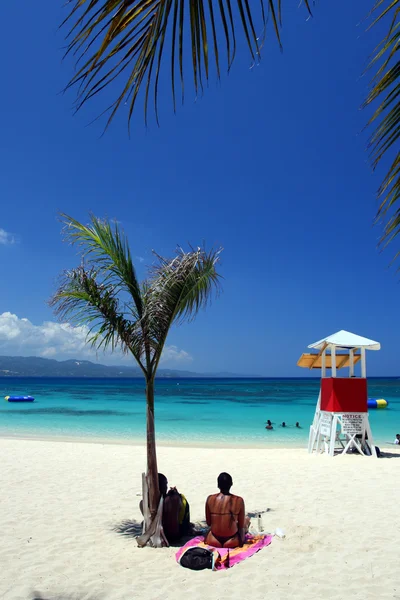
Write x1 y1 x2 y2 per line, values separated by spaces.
320 412 332 436
341 414 364 436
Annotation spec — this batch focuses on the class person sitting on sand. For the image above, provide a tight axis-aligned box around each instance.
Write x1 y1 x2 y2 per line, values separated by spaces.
204 472 250 549
140 473 191 543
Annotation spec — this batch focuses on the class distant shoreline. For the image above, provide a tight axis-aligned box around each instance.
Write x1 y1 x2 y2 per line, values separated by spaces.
0 430 397 450
0 430 306 449
1 375 399 380
1 355 398 378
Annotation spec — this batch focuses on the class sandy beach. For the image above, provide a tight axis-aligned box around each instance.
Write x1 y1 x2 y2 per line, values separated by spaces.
1 438 399 600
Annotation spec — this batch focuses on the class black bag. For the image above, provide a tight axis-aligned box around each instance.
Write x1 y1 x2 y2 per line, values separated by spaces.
180 547 214 570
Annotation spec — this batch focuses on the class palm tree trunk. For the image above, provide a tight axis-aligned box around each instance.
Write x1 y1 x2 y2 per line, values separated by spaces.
137 376 169 547
145 377 159 519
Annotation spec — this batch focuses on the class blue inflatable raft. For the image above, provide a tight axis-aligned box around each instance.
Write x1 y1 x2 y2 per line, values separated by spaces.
5 396 35 403
367 398 388 409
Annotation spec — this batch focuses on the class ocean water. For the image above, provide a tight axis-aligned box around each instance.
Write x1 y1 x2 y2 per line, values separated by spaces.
0 377 399 448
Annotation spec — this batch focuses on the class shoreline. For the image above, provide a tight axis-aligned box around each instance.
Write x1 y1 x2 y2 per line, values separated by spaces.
0 430 307 449
0 430 398 450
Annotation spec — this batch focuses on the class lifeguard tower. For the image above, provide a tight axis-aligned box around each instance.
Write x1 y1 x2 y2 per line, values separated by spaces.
297 330 380 457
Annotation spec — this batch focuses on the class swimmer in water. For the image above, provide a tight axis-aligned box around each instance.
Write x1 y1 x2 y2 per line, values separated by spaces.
296 422 301 428
265 419 273 430
281 422 286 428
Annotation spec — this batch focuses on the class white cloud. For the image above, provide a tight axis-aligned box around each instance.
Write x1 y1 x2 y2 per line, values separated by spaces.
0 312 192 367
136 255 145 263
160 345 192 364
0 228 16 245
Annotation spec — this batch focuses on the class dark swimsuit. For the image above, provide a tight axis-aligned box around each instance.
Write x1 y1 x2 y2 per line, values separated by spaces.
208 506 240 547
211 532 240 546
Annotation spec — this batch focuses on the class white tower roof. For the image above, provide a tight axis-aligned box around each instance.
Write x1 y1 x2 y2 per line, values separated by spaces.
308 330 380 351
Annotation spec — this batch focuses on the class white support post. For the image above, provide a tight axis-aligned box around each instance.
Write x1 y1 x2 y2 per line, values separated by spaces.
329 416 338 456
309 390 322 454
308 426 314 453
361 347 366 378
316 429 323 454
315 389 321 416
309 407 321 453
331 345 337 378
321 350 326 378
365 417 377 458
349 349 354 378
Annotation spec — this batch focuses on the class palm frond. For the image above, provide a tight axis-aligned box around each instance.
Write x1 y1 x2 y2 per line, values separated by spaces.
62 0 313 128
144 246 222 369
49 265 146 368
364 0 400 259
51 216 222 376
61 213 143 317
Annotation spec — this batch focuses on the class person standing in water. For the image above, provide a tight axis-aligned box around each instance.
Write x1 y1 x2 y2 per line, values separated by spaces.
265 419 273 430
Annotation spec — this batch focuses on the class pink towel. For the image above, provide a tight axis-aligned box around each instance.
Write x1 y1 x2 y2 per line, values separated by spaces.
176 534 273 570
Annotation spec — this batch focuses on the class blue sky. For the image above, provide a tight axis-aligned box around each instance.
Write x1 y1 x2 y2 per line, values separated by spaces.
0 1 398 376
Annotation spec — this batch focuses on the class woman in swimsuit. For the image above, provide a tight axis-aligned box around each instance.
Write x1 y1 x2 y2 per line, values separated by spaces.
205 472 250 548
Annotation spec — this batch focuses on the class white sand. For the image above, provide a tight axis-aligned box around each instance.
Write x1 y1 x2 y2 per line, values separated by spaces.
1 438 399 600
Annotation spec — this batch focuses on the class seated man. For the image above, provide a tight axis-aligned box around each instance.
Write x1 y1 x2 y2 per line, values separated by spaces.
205 472 249 549
140 473 191 544
159 474 191 543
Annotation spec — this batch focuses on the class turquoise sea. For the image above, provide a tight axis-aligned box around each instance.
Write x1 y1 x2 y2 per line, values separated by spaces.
1 378 400 448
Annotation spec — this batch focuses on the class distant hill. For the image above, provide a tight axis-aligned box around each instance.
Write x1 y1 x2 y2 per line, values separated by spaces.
0 356 246 378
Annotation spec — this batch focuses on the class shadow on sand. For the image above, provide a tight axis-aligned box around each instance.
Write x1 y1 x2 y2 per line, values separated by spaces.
112 518 206 547
247 509 271 518
379 450 400 459
113 518 143 537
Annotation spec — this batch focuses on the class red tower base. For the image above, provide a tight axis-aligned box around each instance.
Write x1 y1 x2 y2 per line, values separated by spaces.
320 378 367 413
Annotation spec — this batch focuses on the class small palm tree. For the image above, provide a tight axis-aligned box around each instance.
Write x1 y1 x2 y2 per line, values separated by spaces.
61 1 399 257
50 214 221 547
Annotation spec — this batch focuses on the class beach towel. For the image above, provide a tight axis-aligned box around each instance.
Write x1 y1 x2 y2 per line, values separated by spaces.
176 534 273 570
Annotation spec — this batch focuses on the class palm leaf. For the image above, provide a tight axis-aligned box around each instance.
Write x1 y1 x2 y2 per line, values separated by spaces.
62 0 313 128
60 213 144 318
50 216 222 376
49 265 146 368
144 246 222 370
364 0 400 260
